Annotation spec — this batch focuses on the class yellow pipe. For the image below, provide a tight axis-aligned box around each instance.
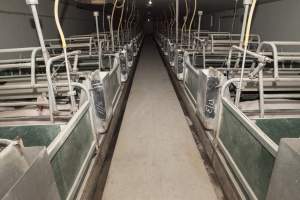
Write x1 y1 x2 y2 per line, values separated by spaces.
54 0 76 111
54 0 66 49
235 0 258 106
243 0 257 48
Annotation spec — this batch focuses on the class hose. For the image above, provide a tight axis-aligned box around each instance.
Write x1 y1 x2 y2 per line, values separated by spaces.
127 0 134 36
103 0 106 32
181 16 187 47
181 0 189 47
171 2 176 38
118 0 126 46
124 0 129 40
243 0 257 47
235 0 258 106
111 0 118 51
168 4 173 38
116 0 124 8
188 0 197 49
54 0 76 111
129 1 136 37
185 0 190 32
230 0 239 35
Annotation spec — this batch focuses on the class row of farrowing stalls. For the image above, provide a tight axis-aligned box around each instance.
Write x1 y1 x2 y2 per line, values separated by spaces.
0 0 143 199
155 2 300 199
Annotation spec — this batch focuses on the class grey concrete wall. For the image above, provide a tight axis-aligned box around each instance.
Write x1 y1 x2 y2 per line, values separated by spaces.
0 0 95 48
204 0 299 41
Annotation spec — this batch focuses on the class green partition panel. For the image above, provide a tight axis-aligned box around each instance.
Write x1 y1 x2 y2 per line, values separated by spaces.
0 125 60 147
219 103 275 200
256 118 300 145
184 68 199 103
51 111 94 199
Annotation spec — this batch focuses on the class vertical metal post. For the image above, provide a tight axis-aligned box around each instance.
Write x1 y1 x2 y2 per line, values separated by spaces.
258 70 265 118
218 16 221 32
234 0 252 68
197 11 203 37
240 0 252 48
234 0 253 106
26 0 49 63
94 11 103 69
175 0 179 45
107 15 113 50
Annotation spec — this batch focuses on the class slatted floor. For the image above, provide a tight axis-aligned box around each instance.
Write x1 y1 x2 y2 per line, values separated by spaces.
101 38 218 200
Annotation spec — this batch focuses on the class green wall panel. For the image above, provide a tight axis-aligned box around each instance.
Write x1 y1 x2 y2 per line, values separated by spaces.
219 104 275 200
51 111 94 199
0 125 60 147
256 118 300 145
185 69 198 102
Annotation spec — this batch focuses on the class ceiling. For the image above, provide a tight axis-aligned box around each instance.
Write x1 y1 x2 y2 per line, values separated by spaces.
74 0 281 20
136 0 281 13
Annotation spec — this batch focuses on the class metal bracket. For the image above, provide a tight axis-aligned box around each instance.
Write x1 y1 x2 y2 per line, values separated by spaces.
243 0 253 5
93 11 99 17
26 0 38 5
68 91 76 96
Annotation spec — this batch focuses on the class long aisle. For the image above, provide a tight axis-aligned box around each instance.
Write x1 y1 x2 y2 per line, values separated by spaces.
102 38 218 200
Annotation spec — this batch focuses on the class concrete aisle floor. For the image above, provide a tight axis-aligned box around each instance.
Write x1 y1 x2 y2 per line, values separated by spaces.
101 38 218 200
